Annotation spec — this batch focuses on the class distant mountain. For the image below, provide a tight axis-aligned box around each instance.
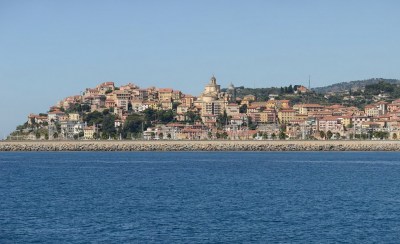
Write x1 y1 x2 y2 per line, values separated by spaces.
312 78 400 94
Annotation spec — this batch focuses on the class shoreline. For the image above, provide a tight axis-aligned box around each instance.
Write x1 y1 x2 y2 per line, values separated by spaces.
1 140 400 151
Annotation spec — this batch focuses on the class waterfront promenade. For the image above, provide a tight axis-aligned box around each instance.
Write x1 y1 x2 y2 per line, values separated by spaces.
1 140 400 151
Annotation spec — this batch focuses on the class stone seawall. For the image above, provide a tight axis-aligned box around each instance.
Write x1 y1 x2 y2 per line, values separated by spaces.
1 140 400 151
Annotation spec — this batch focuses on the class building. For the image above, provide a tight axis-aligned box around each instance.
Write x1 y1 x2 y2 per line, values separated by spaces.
83 125 98 140
278 109 296 124
158 88 174 102
317 116 342 133
226 103 240 116
296 104 324 115
197 76 228 117
69 113 80 122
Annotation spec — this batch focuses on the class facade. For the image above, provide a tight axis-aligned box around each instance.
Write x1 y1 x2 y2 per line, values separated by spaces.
83 126 98 140
278 109 296 124
158 88 174 102
226 103 240 116
296 104 325 115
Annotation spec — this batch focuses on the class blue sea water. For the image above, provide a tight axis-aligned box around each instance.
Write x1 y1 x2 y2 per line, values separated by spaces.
1 152 400 243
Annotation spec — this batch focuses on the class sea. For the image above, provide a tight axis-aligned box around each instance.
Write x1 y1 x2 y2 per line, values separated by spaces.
1 152 400 243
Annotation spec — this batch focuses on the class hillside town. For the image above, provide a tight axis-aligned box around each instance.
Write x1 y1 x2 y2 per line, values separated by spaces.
9 76 400 141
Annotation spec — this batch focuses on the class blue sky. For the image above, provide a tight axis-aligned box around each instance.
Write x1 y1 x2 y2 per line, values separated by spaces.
1 0 399 137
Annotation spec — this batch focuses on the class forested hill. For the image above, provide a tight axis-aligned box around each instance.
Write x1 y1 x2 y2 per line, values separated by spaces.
312 78 400 94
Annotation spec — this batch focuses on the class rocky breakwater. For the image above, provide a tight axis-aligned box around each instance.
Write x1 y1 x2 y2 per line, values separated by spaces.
1 140 400 151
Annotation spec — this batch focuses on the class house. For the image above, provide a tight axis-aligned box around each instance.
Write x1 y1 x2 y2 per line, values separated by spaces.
243 94 256 102
83 126 98 140
180 94 195 107
69 113 80 122
96 81 115 93
260 109 277 123
352 116 371 127
295 85 309 94
158 88 174 102
296 104 324 115
47 110 65 122
172 90 182 101
226 103 240 116
105 98 115 109
120 83 138 91
161 101 173 110
60 121 84 139
317 116 342 133
278 109 296 124
364 104 379 117
248 112 262 123
230 114 247 126
247 104 265 113
28 114 48 125
201 114 218 127
176 105 189 115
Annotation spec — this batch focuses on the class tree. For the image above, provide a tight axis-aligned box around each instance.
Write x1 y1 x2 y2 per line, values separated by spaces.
217 110 230 129
319 131 326 139
30 118 36 127
53 132 58 139
101 132 110 140
35 131 41 139
287 85 293 93
167 133 172 139
262 132 268 139
185 111 200 123
81 104 91 112
158 132 164 139
83 111 103 126
279 131 287 140
393 133 397 140
44 133 49 140
172 102 181 110
101 114 116 138
246 117 257 130
326 130 333 140
102 109 110 115
271 133 276 140
239 104 247 113
158 109 175 123
16 125 24 131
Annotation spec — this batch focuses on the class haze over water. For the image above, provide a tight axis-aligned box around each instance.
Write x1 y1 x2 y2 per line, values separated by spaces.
1 152 400 242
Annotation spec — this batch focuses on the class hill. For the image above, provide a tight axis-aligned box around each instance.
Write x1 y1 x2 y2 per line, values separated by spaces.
312 78 400 94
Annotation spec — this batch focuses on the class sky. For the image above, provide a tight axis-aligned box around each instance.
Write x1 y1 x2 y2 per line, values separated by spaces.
1 0 400 137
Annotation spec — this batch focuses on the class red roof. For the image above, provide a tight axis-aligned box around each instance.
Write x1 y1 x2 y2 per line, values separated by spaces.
158 88 173 92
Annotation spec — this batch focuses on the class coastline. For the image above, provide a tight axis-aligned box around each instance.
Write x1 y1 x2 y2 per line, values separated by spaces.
1 140 400 151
